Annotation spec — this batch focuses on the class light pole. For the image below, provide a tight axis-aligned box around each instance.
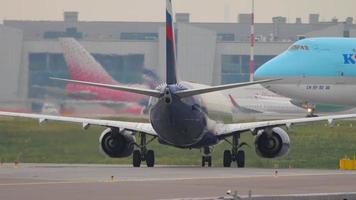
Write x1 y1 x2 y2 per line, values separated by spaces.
249 0 255 81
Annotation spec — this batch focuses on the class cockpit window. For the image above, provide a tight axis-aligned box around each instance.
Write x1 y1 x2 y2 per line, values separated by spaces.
288 45 309 51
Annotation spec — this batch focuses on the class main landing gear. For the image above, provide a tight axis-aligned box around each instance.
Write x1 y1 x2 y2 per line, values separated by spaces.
133 133 156 168
223 134 246 168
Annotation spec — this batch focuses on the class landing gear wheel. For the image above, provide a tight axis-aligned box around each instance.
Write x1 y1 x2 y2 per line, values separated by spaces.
207 156 212 167
226 134 247 168
146 150 155 167
223 150 232 167
201 147 212 167
133 150 141 167
236 150 245 168
202 156 212 167
133 133 157 168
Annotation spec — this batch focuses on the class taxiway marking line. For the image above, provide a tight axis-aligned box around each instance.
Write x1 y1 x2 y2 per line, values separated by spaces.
112 172 356 182
0 180 119 186
0 172 355 186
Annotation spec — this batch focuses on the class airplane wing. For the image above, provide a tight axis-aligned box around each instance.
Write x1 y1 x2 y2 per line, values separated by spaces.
0 111 157 136
217 113 356 138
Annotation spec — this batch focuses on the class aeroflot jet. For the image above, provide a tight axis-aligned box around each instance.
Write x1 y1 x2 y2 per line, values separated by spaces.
1 2 356 168
254 38 356 108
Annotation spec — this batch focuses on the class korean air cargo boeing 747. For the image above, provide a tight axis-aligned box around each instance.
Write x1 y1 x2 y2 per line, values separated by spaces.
255 38 356 107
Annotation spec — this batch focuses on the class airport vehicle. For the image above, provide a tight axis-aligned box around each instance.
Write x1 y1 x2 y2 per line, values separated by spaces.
254 38 356 108
1 1 356 168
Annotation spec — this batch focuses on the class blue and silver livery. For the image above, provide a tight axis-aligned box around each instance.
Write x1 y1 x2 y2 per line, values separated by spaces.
255 38 356 106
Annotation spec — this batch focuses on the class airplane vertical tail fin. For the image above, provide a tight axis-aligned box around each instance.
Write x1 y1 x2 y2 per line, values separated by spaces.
229 94 241 108
59 38 116 84
228 94 262 114
166 0 178 85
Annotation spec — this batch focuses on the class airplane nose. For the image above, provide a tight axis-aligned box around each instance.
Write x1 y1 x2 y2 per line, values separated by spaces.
254 60 276 80
254 53 291 80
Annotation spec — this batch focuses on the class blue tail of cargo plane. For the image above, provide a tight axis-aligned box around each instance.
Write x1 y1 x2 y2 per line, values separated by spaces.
166 0 177 85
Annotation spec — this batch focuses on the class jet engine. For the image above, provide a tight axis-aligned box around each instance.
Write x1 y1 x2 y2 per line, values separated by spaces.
254 127 290 158
99 128 135 158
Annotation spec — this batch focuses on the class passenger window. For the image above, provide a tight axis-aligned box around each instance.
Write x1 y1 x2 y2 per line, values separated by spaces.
289 45 299 51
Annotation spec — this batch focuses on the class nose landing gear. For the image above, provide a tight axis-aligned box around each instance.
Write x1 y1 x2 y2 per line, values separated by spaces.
201 146 213 167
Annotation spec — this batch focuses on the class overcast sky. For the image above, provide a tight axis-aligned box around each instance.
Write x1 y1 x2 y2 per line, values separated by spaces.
0 0 355 23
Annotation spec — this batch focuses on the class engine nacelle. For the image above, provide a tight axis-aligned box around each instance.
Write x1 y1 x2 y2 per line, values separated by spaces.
99 128 135 158
254 127 290 158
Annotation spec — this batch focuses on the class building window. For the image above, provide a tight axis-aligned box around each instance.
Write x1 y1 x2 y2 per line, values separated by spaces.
221 55 275 84
221 55 241 73
120 32 158 41
93 54 144 84
43 27 83 39
217 33 235 41
222 74 249 84
29 53 47 71
221 55 246 84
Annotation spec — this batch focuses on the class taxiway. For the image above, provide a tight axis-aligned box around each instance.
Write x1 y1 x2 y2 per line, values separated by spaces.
0 164 356 200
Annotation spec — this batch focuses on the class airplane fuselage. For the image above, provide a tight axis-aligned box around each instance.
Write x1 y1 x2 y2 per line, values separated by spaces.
255 38 356 107
149 82 233 148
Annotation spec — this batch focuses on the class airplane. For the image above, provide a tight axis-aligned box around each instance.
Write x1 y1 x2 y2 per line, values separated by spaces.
244 94 352 117
60 37 152 103
254 37 356 110
1 1 356 168
228 84 353 117
30 38 161 115
228 93 349 120
228 94 262 114
229 94 305 115
33 37 159 104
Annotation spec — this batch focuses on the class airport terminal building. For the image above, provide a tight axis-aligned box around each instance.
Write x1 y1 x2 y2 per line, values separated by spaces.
0 12 355 111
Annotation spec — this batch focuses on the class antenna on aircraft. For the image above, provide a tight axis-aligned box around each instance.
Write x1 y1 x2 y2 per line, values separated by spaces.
249 0 255 81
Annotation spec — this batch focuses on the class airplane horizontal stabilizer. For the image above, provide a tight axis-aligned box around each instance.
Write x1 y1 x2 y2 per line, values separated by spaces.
175 79 280 98
51 77 162 98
